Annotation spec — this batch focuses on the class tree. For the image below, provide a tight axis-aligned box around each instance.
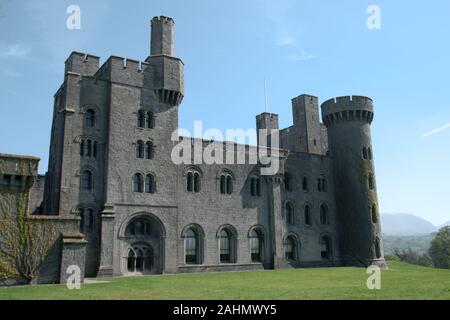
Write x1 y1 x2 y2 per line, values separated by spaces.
0 192 57 284
429 226 450 269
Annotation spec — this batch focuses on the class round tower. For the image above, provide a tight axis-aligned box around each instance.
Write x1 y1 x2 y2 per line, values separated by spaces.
321 96 386 268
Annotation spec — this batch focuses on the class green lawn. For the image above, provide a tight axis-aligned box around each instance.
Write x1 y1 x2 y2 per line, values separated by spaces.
0 262 449 300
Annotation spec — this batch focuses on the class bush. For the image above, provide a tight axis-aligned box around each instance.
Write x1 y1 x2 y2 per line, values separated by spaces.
429 226 450 269
384 254 400 262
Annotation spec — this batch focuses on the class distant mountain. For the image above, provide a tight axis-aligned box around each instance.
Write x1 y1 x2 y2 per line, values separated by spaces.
381 213 437 236
437 221 450 229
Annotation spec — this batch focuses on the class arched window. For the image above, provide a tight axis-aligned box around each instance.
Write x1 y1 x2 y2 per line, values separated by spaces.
220 175 226 194
145 142 154 160
302 176 309 192
186 170 201 193
284 236 296 261
80 140 85 156
126 219 151 236
137 110 145 128
193 172 200 192
136 141 144 159
321 236 332 259
85 109 95 127
81 170 93 191
127 249 135 272
219 229 232 263
249 229 263 262
368 174 375 190
285 202 295 225
284 172 293 191
133 173 143 193
126 245 153 273
362 147 368 159
219 172 233 194
320 204 329 225
146 111 155 129
304 205 311 226
187 172 193 192
371 204 378 223
185 228 198 264
375 238 381 259
145 174 155 194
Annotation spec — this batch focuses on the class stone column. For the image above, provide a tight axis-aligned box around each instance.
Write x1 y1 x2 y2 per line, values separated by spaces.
59 232 87 284
97 203 115 277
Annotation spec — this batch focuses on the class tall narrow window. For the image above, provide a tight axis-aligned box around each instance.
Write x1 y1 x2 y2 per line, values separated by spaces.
145 142 154 159
362 147 368 159
81 171 93 191
375 238 381 259
220 175 227 194
285 202 294 225
302 176 309 191
320 204 329 225
304 205 311 226
284 172 293 191
368 174 375 190
146 112 155 129
127 249 136 272
137 110 145 128
249 229 262 262
219 229 232 263
187 172 193 192
371 204 378 223
185 228 198 264
193 172 200 192
133 173 143 193
321 236 331 259
186 172 194 192
226 176 233 194
145 174 155 194
136 141 144 159
85 109 95 127
317 178 322 192
80 140 85 156
284 236 296 261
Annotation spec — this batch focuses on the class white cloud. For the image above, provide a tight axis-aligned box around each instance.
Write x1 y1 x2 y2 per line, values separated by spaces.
422 123 450 138
0 44 30 57
277 36 295 46
285 51 317 62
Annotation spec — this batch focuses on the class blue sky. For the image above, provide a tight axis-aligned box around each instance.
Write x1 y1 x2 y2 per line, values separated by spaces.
0 0 449 225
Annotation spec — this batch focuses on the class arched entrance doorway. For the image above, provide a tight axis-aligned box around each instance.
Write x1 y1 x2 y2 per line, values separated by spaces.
121 214 165 275
126 243 154 274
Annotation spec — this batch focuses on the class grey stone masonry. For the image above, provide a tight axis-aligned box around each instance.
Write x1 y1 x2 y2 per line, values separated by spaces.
0 16 386 284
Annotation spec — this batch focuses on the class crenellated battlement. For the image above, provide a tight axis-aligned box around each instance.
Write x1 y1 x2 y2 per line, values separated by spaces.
321 95 374 127
151 15 175 25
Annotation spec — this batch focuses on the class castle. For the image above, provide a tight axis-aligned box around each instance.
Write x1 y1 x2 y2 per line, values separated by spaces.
0 16 385 284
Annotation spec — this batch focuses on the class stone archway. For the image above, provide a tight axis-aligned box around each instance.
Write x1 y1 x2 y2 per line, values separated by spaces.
121 213 165 275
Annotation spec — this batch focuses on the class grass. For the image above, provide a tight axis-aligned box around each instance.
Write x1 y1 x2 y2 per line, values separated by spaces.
0 262 448 300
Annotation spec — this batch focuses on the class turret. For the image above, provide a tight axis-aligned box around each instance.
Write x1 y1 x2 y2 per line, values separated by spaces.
146 16 184 106
256 112 279 147
150 16 174 56
321 95 386 268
